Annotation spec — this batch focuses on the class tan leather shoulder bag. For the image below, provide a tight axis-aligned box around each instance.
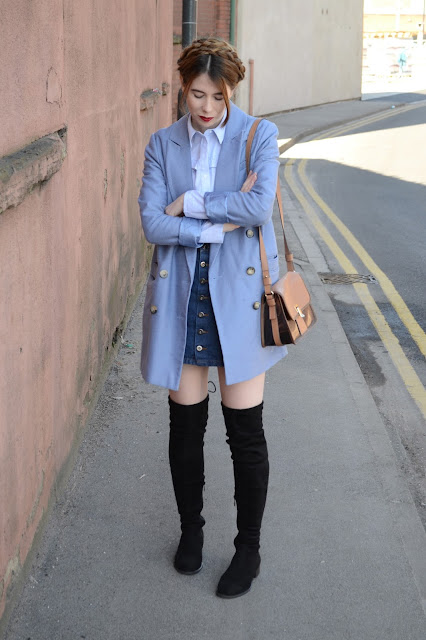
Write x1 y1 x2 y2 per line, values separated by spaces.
246 118 317 346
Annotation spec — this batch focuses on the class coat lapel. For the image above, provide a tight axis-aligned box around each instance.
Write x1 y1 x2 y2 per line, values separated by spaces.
164 116 196 277
166 115 193 201
214 103 246 191
209 104 248 269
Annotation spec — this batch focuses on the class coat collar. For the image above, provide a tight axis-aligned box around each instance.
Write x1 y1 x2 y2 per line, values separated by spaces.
222 102 249 141
169 113 191 147
169 102 249 147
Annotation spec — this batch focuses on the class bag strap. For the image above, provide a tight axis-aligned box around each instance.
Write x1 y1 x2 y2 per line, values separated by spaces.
245 119 295 274
246 118 292 346
275 178 295 272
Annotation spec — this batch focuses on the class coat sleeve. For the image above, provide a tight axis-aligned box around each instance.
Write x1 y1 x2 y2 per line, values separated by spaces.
138 133 204 247
204 120 279 227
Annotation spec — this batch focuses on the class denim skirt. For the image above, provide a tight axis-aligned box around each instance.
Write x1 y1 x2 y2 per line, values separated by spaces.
183 244 224 367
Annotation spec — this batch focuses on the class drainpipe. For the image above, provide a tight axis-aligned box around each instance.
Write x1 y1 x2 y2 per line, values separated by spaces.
182 0 197 48
230 0 236 45
248 59 254 115
178 0 197 119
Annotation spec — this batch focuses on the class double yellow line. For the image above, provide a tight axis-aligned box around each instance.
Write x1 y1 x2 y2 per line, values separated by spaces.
283 104 426 418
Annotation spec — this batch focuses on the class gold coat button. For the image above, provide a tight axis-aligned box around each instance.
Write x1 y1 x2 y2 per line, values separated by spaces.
246 267 255 275
200 261 206 268
159 269 168 278
253 301 260 310
150 305 158 314
246 229 254 238
200 278 208 284
196 345 203 352
198 311 205 318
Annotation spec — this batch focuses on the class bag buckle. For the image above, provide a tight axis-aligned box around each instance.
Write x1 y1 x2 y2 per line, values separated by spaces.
295 305 305 318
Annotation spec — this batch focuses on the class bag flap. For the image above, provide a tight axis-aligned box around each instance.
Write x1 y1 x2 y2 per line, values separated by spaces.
272 271 311 320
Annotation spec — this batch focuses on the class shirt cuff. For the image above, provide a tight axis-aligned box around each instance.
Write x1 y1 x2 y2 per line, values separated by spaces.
199 221 225 244
184 190 208 219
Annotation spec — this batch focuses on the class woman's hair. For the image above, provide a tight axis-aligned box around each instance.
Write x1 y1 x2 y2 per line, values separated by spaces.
177 37 245 125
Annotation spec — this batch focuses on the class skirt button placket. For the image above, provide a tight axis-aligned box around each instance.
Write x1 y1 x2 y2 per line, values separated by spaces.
194 244 210 362
183 245 224 367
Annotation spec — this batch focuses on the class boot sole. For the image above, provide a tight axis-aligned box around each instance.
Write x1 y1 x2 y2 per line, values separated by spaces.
216 585 252 599
174 562 203 576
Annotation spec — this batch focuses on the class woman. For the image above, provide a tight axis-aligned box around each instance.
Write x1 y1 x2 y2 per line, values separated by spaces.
138 37 287 599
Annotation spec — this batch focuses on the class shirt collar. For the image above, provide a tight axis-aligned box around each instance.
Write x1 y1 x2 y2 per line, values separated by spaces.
187 110 227 146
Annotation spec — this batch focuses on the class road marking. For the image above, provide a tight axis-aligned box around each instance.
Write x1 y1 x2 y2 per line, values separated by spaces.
284 158 426 419
299 159 426 358
295 101 426 357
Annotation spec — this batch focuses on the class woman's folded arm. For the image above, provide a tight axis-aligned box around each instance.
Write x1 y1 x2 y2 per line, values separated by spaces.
205 121 279 227
138 134 204 247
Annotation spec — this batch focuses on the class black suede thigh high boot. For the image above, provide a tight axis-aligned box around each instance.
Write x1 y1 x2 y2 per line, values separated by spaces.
168 395 209 575
217 401 269 598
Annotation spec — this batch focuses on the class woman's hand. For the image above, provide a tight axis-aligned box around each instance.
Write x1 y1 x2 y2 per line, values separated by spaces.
165 193 185 217
223 223 240 232
240 170 257 193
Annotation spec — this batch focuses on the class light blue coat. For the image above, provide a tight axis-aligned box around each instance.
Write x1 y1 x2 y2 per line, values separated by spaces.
138 103 287 391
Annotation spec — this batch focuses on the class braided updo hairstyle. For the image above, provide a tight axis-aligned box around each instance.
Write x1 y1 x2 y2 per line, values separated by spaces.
177 37 245 126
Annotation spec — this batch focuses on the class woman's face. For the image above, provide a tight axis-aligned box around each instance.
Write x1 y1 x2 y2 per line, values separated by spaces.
185 72 234 133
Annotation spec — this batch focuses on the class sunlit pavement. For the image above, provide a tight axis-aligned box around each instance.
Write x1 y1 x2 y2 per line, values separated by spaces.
362 74 426 100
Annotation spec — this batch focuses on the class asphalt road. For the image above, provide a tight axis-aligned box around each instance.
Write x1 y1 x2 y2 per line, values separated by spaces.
281 99 426 523
309 103 425 327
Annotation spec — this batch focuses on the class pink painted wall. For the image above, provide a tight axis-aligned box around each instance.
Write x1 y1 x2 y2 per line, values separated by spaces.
0 0 172 618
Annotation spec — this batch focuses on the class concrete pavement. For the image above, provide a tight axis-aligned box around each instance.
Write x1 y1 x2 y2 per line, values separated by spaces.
4 95 426 639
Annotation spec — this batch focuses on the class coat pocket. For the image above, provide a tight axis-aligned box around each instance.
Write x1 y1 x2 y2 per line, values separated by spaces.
149 260 158 281
267 253 279 276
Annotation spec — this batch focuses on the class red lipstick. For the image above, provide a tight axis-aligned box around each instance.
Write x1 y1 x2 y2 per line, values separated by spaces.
199 116 213 122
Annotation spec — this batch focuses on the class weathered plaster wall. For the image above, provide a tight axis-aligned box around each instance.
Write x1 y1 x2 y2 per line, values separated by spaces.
0 0 172 620
235 0 364 115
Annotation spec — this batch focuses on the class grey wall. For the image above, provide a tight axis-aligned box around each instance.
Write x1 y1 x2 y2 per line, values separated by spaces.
235 0 364 115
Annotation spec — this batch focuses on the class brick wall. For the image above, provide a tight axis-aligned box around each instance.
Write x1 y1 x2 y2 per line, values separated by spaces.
214 0 231 40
